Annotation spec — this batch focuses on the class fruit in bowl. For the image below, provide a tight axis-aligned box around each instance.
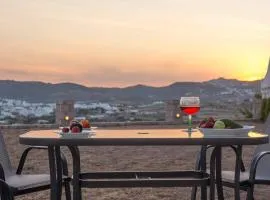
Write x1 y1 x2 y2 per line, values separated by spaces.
81 119 90 129
199 117 243 129
213 120 225 129
69 120 83 133
199 117 215 128
220 119 243 129
71 126 81 133
62 127 70 133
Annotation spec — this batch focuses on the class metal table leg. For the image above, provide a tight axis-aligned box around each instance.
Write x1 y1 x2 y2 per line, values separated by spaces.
215 146 224 200
190 145 208 200
200 146 207 200
234 145 242 200
48 146 58 200
209 145 242 200
210 147 216 200
68 146 82 200
55 146 63 200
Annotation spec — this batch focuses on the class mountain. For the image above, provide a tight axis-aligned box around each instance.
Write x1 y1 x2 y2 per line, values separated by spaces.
0 78 261 103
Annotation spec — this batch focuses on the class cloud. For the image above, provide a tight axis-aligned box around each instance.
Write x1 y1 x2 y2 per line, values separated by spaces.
0 64 183 87
78 65 214 87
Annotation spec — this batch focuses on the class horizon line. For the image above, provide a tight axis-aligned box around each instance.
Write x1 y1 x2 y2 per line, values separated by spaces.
0 77 262 89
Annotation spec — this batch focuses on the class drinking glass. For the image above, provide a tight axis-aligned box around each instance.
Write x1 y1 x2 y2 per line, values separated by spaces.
180 97 200 132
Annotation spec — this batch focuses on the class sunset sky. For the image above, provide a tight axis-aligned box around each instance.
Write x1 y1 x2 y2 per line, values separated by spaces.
0 0 269 87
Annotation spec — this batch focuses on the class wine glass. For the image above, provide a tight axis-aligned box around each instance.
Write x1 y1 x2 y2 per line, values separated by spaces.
180 97 200 132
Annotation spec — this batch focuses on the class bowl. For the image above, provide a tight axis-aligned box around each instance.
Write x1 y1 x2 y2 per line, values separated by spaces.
54 129 96 138
198 125 255 137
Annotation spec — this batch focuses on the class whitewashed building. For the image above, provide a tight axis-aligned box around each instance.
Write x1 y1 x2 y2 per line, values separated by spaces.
261 58 270 98
165 100 182 122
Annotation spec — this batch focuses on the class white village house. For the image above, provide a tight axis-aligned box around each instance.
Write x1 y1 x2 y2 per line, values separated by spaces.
248 58 270 119
261 58 270 98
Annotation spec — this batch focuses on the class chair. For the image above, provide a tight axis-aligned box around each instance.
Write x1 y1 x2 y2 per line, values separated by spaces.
0 130 71 200
191 120 270 200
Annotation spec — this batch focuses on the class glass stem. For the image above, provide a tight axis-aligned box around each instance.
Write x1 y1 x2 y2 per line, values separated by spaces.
188 114 192 131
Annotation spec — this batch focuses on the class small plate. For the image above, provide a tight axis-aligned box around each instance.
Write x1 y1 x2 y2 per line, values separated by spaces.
198 125 255 137
55 130 96 138
83 127 98 131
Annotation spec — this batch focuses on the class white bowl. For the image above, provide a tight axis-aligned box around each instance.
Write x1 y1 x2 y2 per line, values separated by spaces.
54 129 96 138
83 127 97 131
198 125 255 137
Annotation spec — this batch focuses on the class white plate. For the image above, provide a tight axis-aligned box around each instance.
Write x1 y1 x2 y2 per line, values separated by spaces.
54 130 96 138
82 127 98 131
198 125 255 137
59 133 93 138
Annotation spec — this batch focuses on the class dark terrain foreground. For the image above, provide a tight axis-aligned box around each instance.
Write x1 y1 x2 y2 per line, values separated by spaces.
2 123 269 200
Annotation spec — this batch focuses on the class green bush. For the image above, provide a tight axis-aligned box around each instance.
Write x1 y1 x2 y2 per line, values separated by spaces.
260 98 270 121
239 108 253 119
255 93 262 99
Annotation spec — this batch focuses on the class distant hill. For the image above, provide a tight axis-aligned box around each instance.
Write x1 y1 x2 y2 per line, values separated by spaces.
0 78 261 103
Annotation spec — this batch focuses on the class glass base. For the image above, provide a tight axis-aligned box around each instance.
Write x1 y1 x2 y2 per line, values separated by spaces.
183 128 197 133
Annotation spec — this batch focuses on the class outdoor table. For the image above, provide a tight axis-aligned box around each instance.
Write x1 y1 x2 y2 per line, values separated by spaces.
19 128 268 200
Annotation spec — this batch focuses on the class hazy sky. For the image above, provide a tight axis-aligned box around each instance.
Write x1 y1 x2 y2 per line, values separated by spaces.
0 0 269 87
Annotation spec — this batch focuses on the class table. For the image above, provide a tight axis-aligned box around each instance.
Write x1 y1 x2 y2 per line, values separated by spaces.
19 128 268 200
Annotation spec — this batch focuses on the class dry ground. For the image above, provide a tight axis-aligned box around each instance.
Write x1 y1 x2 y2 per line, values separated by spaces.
2 123 270 200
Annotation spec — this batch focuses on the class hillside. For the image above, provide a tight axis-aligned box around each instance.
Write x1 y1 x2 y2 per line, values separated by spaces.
0 78 260 103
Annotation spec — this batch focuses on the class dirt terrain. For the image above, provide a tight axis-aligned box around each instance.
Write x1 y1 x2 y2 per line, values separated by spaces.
2 123 269 200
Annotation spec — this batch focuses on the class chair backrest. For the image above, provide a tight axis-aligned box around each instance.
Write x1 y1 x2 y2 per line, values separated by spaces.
0 130 13 178
252 116 270 178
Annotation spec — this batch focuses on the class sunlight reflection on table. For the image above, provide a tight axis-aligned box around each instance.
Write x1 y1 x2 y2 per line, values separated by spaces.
248 131 267 138
189 131 204 138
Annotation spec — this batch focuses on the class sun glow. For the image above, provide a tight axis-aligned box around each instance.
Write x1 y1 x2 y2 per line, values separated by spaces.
246 76 262 81
238 73 265 82
233 56 269 81
0 1 269 86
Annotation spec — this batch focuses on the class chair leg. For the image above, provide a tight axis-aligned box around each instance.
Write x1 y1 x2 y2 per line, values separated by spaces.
64 179 71 200
1 193 14 200
0 180 14 200
1 193 13 200
246 185 254 200
190 186 197 200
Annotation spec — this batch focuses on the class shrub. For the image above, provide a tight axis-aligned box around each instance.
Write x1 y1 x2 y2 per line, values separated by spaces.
260 98 270 121
239 108 253 119
255 93 262 99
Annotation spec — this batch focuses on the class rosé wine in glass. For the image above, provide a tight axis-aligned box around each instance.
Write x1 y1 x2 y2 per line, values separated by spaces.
180 97 200 132
180 106 200 115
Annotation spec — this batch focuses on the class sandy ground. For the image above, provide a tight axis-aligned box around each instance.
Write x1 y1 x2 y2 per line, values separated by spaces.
2 123 270 200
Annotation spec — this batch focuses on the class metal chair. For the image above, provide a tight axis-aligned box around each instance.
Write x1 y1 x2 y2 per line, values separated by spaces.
191 121 270 200
0 130 71 200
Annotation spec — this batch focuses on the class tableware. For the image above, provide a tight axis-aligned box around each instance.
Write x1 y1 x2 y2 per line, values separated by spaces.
180 97 200 132
199 125 255 137
55 129 96 138
83 127 98 131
